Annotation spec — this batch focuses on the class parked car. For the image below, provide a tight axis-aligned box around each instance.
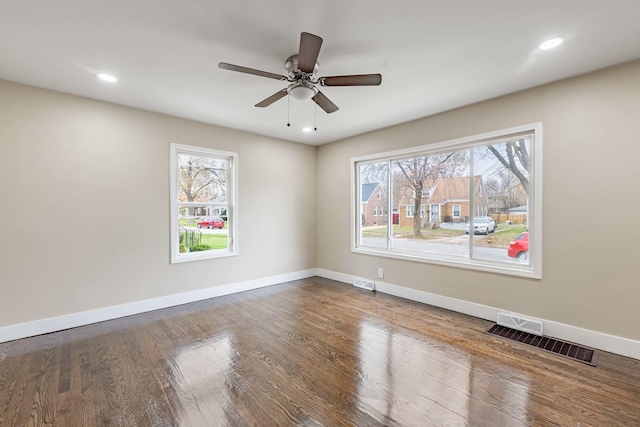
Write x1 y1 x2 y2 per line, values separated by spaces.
197 217 224 229
465 217 496 235
507 232 529 263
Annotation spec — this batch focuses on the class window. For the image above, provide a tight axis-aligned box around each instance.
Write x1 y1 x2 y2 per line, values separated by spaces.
373 206 378 216
422 188 430 198
377 190 381 199
353 124 542 278
170 143 238 263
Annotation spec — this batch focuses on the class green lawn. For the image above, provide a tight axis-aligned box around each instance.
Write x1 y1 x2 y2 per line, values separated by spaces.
473 225 527 248
179 230 228 251
200 234 228 250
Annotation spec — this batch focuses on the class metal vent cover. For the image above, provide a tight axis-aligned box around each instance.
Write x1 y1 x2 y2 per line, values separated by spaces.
486 324 598 366
497 312 543 335
353 278 375 291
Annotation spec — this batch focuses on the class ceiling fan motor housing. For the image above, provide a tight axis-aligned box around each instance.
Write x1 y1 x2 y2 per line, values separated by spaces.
285 55 319 81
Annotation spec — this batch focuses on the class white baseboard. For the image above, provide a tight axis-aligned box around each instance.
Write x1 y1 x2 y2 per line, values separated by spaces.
316 268 640 360
0 269 317 344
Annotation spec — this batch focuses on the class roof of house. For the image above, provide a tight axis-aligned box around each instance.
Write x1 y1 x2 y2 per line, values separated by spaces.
509 204 528 213
399 176 485 204
361 183 379 202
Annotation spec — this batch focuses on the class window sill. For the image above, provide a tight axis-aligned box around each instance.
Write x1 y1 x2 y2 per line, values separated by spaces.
171 250 237 264
352 246 541 279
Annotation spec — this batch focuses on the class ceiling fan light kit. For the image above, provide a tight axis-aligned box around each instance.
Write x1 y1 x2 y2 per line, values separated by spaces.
218 32 382 116
288 82 316 100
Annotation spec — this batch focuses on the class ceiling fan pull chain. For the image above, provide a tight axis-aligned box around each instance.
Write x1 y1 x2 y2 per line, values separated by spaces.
314 94 317 131
287 94 290 127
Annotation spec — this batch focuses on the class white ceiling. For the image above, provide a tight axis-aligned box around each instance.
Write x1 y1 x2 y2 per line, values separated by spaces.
2 1 640 146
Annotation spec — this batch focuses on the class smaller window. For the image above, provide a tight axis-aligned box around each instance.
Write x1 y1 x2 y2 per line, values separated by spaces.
170 143 237 263
453 204 461 218
377 190 381 199
406 205 415 218
373 206 378 216
422 188 430 198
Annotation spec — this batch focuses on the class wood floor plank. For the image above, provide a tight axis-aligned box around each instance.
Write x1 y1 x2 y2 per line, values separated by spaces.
0 277 639 426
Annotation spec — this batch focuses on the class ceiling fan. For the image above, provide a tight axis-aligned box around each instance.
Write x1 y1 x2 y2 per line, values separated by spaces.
218 32 382 114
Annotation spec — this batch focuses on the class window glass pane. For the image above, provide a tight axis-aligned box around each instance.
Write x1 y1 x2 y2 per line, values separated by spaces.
177 206 229 253
471 138 531 265
359 162 388 249
178 153 228 203
391 149 470 259
176 153 230 254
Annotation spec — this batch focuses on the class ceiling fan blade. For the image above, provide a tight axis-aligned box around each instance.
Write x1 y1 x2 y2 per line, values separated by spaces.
255 89 288 107
219 62 287 81
313 91 339 114
320 74 382 86
298 32 323 73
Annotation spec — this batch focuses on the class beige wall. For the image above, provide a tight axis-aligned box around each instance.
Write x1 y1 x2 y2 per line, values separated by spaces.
0 80 317 327
2 60 639 343
318 60 640 341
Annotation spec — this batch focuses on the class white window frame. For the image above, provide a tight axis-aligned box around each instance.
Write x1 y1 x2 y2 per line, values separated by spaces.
422 188 430 198
170 143 238 263
351 123 542 279
453 204 461 218
406 205 415 218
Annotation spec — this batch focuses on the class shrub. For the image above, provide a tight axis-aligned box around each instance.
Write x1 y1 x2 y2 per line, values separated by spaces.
189 244 211 252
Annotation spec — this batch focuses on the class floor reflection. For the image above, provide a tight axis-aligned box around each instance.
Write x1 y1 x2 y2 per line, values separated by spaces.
169 334 235 425
356 319 531 425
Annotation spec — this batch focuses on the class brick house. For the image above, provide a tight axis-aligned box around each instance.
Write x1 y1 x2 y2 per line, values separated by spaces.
398 176 488 227
361 183 388 226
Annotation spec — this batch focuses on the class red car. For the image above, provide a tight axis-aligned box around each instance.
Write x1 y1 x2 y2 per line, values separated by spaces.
197 217 224 229
507 232 529 263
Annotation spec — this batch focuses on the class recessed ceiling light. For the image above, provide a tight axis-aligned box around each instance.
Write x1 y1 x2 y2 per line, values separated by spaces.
96 73 118 83
302 127 313 133
539 37 566 50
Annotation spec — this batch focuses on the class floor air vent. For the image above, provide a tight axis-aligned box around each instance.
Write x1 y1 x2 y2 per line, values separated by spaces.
353 278 375 291
486 324 599 366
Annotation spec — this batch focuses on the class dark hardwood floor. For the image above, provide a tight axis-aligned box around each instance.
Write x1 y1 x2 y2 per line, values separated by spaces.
1 277 639 426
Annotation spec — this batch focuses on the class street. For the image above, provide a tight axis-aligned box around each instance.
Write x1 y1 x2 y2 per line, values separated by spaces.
361 235 521 264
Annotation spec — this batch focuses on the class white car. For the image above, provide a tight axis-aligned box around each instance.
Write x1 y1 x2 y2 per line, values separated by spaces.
465 217 496 235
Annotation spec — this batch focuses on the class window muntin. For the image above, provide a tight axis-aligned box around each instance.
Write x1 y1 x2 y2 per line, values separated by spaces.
170 143 238 263
353 124 541 278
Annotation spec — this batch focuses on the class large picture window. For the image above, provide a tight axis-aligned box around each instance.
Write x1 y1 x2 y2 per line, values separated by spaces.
170 143 238 263
352 124 542 278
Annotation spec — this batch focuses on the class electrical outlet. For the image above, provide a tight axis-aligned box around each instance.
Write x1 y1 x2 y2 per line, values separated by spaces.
377 268 384 279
